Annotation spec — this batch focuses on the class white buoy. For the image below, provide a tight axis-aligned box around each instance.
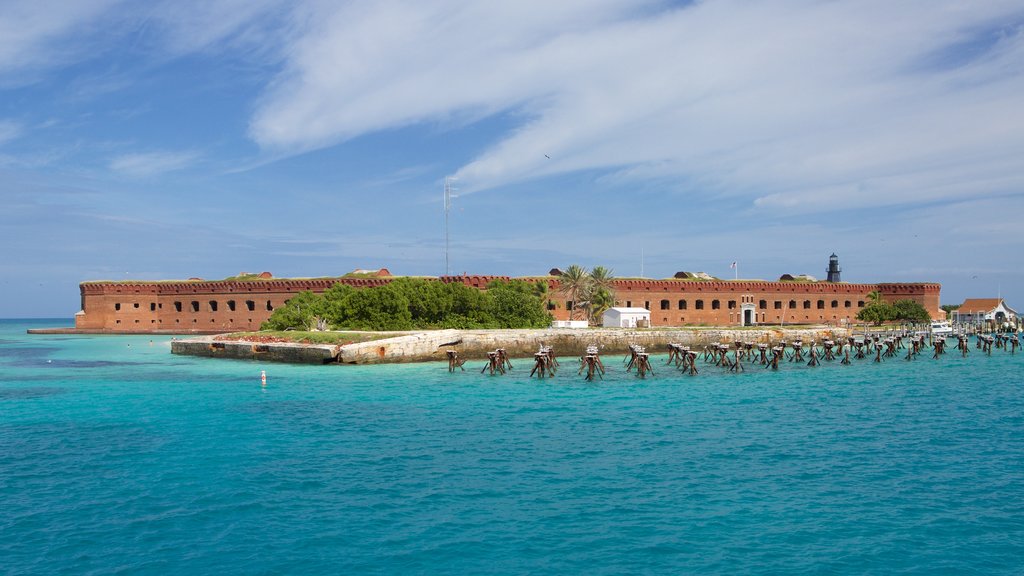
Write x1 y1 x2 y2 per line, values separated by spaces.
261 370 267 387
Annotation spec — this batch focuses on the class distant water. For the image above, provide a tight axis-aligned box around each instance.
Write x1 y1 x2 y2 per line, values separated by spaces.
2 319 1023 575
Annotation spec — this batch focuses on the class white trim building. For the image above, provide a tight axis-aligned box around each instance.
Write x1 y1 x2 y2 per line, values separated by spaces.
602 307 652 328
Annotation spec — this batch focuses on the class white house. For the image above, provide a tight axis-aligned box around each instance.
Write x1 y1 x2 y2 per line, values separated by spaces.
953 298 1018 326
602 307 651 328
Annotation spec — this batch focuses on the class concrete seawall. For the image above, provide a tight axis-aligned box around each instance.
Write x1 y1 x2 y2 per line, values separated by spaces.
172 327 849 365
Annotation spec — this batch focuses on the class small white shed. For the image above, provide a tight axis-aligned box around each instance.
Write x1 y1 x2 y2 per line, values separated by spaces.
602 307 651 328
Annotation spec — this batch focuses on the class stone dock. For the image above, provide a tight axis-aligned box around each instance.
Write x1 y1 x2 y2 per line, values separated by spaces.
171 327 850 365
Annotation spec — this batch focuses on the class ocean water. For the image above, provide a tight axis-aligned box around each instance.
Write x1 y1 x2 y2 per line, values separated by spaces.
2 319 1023 575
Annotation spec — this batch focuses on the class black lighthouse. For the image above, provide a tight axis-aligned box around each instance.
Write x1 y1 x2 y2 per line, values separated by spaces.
826 253 841 283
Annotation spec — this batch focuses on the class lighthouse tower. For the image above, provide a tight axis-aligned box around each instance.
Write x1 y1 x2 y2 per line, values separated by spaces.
826 253 842 283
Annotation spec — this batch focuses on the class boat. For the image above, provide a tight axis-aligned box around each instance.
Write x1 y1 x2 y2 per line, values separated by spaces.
930 320 953 336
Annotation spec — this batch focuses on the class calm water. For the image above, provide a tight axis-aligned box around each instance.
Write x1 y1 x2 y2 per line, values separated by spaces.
2 319 1023 575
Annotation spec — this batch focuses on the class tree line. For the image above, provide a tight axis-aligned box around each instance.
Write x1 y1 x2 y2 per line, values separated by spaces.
856 291 932 325
262 277 552 331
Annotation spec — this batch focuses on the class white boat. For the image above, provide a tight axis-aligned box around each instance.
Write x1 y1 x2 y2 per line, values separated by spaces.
930 321 953 336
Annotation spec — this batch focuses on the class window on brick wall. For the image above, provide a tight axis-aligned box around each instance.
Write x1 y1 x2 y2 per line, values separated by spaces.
150 303 156 311
660 300 670 310
114 303 121 311
266 301 273 311
678 299 687 310
831 300 839 308
817 300 825 309
728 300 736 309
845 300 851 308
774 301 782 309
695 300 704 309
712 300 720 310
191 301 200 312
857 301 865 307
228 300 236 311
789 300 797 309
644 301 650 310
803 300 811 309
759 299 767 309
174 301 182 312
209 300 218 312
246 300 255 311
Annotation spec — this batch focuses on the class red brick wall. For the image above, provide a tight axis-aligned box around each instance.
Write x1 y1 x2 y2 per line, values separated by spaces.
74 276 943 332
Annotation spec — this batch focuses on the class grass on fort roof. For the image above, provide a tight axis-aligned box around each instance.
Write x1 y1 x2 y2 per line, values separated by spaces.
217 330 395 345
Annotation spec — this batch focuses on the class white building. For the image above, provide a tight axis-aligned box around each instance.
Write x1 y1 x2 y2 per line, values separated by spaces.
953 298 1018 326
602 307 651 328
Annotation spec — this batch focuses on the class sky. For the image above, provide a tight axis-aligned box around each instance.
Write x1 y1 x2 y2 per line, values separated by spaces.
1 0 1023 317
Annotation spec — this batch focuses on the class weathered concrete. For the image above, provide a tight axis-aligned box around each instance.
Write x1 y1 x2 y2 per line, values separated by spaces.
171 336 338 364
173 326 850 365
337 327 849 364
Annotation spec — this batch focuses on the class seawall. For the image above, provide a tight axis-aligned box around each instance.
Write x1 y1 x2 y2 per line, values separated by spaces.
171 327 850 365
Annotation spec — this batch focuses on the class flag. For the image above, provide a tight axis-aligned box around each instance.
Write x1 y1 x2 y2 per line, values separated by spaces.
730 261 737 269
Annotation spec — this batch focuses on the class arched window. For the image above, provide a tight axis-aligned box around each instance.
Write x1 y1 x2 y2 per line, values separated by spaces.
712 300 721 310
831 300 839 308
803 300 811 309
660 299 670 310
817 300 825 309
695 300 704 310
678 299 687 310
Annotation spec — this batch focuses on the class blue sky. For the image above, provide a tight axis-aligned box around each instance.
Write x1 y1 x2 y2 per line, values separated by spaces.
1 0 1023 317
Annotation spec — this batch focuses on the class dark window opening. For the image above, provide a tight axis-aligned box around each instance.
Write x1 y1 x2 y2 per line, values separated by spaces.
209 300 218 312
759 299 767 309
774 301 782 310
174 301 182 312
831 300 839 308
246 300 255 311
191 301 200 312
547 301 556 311
266 301 273 311
712 300 721 310
625 301 632 308
150 303 156 311
803 300 811 309
817 300 825 309
660 300 670 310
133 302 140 309
114 303 121 311
728 300 737 309
695 300 704 310
789 300 797 309
228 300 236 312
566 301 574 311
644 301 650 310
678 299 687 310
844 300 851 308
857 300 865 308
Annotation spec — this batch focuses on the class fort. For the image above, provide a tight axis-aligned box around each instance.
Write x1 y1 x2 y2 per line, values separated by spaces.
68 258 942 334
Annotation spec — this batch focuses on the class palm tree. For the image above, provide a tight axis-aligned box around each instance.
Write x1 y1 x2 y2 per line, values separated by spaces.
867 290 883 305
560 265 590 321
588 266 616 324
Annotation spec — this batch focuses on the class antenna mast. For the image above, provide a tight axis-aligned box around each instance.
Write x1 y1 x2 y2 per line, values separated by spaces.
444 176 457 276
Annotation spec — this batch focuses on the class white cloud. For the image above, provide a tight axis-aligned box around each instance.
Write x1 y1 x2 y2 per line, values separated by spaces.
250 0 1024 215
0 0 121 78
0 120 22 145
109 150 198 177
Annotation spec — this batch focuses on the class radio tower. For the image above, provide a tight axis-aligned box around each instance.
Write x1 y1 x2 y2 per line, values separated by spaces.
444 176 457 276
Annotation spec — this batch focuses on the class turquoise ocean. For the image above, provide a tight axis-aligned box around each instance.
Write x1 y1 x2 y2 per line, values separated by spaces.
2 319 1023 574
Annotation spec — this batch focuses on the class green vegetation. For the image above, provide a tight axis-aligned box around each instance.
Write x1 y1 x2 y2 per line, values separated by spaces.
941 304 960 315
558 264 617 325
856 293 931 325
261 278 551 331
